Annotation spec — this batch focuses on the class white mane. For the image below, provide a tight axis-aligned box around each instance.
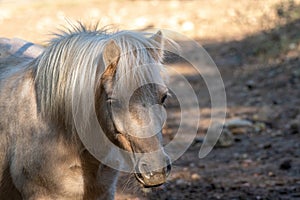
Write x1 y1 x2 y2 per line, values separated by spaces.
34 25 166 127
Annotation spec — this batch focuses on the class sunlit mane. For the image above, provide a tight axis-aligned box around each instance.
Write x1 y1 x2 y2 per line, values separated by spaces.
34 24 167 127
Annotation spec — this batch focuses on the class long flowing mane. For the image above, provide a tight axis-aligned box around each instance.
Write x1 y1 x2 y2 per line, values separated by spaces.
34 24 166 128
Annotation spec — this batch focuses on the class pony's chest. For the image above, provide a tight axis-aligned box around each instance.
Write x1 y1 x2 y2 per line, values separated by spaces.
51 152 100 198
30 144 100 198
56 164 86 197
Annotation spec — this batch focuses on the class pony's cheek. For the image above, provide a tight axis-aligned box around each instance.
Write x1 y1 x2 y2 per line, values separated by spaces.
110 115 127 135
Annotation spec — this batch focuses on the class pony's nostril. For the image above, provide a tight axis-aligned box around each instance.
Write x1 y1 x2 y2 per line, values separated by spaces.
167 163 171 173
164 163 171 177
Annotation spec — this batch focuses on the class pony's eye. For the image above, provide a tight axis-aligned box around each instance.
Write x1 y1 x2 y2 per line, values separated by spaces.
161 94 168 104
107 97 116 104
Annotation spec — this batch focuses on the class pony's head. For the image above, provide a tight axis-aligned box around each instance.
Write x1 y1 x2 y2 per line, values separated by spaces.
35 26 171 187
96 30 171 187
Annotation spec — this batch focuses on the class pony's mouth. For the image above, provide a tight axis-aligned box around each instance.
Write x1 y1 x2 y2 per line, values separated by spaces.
114 131 171 187
134 172 166 188
134 160 171 188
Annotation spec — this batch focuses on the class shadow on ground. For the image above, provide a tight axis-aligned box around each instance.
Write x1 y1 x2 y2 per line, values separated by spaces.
117 15 300 200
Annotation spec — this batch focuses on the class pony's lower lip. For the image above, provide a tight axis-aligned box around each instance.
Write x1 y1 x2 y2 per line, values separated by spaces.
134 173 166 188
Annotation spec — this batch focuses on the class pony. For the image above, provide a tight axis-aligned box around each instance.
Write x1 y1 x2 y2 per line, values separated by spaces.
0 24 171 199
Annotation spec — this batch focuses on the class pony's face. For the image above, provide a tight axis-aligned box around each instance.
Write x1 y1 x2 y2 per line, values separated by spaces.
96 31 171 187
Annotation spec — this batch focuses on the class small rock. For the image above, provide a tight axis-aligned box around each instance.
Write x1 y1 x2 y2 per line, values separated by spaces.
191 173 201 181
241 153 248 159
189 163 195 168
224 118 254 135
242 182 250 187
216 128 234 147
289 43 297 50
225 119 253 129
268 171 275 177
253 122 266 133
279 160 292 170
175 179 186 185
256 195 263 200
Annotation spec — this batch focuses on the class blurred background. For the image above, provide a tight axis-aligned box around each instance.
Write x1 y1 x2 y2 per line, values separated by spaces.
1 0 299 199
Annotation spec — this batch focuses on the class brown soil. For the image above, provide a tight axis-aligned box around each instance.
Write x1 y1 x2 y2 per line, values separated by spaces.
1 0 299 199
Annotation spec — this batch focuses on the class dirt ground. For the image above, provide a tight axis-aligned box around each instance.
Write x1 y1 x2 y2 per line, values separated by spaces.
1 0 300 199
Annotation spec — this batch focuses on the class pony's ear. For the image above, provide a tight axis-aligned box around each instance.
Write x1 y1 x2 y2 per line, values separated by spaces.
151 30 163 46
150 30 164 58
101 40 120 94
103 40 121 68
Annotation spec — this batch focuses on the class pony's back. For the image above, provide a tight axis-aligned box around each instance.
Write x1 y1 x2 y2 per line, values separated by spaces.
0 38 43 79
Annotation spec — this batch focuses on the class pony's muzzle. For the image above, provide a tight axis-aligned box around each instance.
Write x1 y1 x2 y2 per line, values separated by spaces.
135 155 171 187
